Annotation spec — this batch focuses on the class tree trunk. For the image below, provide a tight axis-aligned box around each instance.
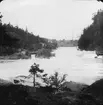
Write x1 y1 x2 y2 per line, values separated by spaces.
33 74 36 92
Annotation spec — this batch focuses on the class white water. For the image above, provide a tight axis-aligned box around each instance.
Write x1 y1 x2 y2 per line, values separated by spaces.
0 47 103 85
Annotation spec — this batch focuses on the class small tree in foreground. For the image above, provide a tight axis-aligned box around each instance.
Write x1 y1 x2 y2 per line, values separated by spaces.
41 71 67 91
29 63 44 91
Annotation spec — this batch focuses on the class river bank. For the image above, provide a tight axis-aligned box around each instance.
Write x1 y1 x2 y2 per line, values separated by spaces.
0 48 56 61
0 77 103 105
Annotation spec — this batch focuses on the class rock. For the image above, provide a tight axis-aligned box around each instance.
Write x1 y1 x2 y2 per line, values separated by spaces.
82 78 103 100
61 81 88 91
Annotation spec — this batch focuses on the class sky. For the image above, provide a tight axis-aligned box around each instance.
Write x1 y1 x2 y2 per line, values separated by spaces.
0 0 103 40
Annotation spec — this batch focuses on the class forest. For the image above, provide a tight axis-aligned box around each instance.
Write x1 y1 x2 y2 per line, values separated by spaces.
57 39 78 47
0 13 58 58
78 9 103 51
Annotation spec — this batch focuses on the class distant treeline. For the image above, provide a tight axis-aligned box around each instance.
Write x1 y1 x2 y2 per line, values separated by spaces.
0 13 58 56
78 10 103 51
57 39 78 47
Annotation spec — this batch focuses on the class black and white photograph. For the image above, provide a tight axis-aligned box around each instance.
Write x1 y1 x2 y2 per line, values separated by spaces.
0 0 103 105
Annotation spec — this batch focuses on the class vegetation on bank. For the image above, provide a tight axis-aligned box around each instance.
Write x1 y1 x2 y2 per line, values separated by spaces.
77 0 103 51
57 39 78 47
97 0 103 2
78 9 103 51
0 83 103 105
35 48 55 59
0 13 58 59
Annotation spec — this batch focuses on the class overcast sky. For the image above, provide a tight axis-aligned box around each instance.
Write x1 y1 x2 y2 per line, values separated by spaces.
0 0 103 40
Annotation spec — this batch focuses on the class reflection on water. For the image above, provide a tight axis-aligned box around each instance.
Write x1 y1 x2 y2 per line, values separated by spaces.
0 47 103 85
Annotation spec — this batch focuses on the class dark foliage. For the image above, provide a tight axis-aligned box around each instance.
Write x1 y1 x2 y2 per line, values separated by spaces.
2 23 48 50
35 48 55 58
0 22 20 55
37 86 57 94
97 0 103 2
0 0 3 3
0 84 28 105
78 10 103 51
0 22 58 56
0 83 102 105
0 12 58 56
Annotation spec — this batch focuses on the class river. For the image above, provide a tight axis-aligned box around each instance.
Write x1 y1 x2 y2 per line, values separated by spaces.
0 47 103 85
